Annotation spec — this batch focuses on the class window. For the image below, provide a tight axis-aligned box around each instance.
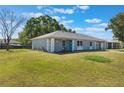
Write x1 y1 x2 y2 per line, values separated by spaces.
77 41 80 46
77 41 83 46
62 40 65 46
80 41 83 46
90 42 93 46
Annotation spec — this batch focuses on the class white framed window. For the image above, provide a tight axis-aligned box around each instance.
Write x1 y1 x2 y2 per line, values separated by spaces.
77 41 83 46
90 42 93 46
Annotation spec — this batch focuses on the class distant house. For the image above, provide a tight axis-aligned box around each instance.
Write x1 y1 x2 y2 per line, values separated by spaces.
31 31 107 53
0 39 21 48
107 40 124 49
106 40 121 49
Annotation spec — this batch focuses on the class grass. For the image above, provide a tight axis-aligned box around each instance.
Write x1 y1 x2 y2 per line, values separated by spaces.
84 55 112 63
0 49 124 86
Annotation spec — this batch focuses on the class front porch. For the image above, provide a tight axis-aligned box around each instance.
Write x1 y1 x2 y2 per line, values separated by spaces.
46 38 75 53
47 38 106 53
54 39 74 52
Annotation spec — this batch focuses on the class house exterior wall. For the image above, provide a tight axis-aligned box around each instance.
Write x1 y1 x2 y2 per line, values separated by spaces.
32 39 47 51
32 38 106 53
79 40 95 50
74 40 105 51
54 39 106 52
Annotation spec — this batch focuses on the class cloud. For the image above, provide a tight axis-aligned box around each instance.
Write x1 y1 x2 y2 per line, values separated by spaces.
36 5 89 15
73 27 105 32
36 5 49 10
85 18 102 23
62 16 66 19
60 20 74 25
52 16 66 21
72 27 113 40
44 9 53 14
77 5 89 10
97 23 108 27
52 16 61 21
52 16 73 27
22 12 43 18
52 15 73 27
84 27 105 32
53 8 74 14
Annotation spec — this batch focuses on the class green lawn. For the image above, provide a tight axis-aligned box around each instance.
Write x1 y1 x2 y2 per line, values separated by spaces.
0 49 124 87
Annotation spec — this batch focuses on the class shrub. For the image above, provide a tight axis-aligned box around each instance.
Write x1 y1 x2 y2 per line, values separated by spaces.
84 55 112 63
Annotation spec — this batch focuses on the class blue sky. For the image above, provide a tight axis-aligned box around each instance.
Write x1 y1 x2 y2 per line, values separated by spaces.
0 5 124 40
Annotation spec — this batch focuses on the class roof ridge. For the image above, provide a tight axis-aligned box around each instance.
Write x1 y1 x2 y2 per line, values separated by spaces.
31 31 106 41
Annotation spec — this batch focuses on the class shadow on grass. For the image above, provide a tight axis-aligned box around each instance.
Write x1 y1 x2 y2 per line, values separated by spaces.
116 50 124 52
84 55 112 63
55 50 107 55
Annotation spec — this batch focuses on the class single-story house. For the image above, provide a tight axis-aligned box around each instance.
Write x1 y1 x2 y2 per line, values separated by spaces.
31 31 107 53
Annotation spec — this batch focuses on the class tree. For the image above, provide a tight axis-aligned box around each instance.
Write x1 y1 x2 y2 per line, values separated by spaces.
106 13 124 42
0 9 25 51
19 15 75 45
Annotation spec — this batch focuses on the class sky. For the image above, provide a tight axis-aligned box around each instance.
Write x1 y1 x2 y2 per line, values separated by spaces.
0 5 124 40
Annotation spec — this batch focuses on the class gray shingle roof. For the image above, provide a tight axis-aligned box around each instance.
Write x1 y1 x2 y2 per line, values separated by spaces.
32 31 106 42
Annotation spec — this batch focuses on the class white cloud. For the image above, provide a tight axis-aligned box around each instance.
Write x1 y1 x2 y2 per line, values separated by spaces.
73 27 84 31
52 16 73 27
60 20 74 25
52 16 66 22
73 27 105 32
85 18 102 23
77 5 89 10
52 16 61 21
36 5 49 10
22 12 43 18
97 23 108 27
84 27 105 32
62 16 66 19
53 8 74 14
72 27 112 40
37 6 43 10
44 9 53 14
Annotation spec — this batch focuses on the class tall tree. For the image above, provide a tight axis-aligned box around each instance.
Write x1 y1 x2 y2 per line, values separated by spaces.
106 13 124 42
19 15 75 45
0 9 25 51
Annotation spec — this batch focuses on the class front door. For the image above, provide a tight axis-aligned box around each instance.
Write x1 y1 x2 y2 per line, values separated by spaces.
69 40 72 51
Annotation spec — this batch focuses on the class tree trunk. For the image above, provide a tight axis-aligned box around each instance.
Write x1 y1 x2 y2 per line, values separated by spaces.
6 43 9 51
6 37 10 51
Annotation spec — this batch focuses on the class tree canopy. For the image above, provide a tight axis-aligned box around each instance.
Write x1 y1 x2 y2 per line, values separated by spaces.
19 15 75 45
106 13 124 42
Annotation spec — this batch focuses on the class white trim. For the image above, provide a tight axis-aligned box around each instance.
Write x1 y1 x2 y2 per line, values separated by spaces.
32 44 34 50
101 42 106 50
46 39 49 52
104 42 107 49
101 43 103 50
89 46 93 50
94 42 96 50
111 42 114 49
72 40 75 51
77 46 83 50
50 38 55 52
